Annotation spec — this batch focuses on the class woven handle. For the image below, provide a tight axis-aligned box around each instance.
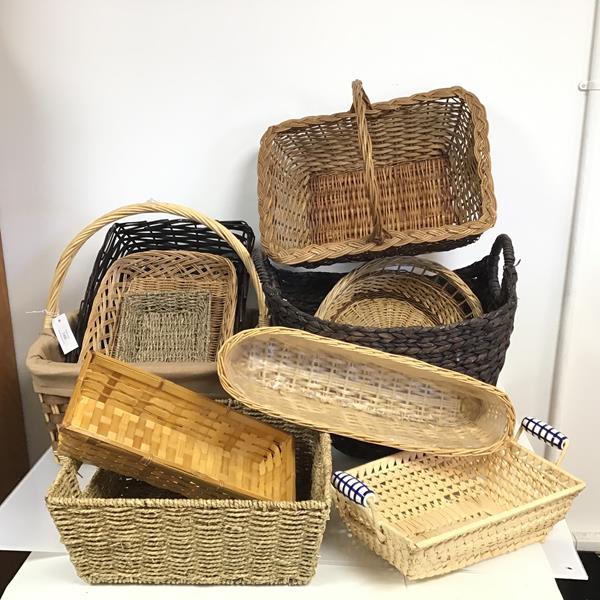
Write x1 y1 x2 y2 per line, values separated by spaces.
516 417 569 466
42 201 268 330
488 234 515 306
351 80 390 245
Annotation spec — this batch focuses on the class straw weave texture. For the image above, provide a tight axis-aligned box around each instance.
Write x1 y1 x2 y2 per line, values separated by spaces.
48 401 331 585
315 256 482 328
112 288 212 362
333 441 584 580
218 327 515 456
258 82 496 265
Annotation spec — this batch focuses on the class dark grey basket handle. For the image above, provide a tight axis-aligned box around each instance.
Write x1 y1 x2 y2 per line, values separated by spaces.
488 234 515 306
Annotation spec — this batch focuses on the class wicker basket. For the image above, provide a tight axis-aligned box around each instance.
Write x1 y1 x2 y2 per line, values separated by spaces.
80 251 237 363
47 402 331 585
217 327 515 456
26 202 268 451
315 256 482 328
332 417 585 580
68 218 254 362
258 80 496 265
255 234 517 459
58 352 295 501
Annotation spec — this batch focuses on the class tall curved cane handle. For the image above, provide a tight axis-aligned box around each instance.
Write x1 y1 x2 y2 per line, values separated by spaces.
43 201 268 330
351 80 390 245
516 417 569 466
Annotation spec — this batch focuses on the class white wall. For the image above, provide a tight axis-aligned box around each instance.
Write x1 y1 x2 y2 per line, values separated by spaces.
551 4 600 548
0 0 594 473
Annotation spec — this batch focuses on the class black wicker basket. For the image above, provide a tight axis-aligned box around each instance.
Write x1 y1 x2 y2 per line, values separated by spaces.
67 218 254 362
254 234 518 460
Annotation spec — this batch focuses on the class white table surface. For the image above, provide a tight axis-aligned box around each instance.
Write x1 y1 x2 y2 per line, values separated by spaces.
0 447 587 598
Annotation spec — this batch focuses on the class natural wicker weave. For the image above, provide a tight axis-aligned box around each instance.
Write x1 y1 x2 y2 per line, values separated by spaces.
48 401 331 585
332 422 585 580
112 288 212 362
258 81 496 265
218 327 515 456
58 352 296 501
315 256 482 328
68 219 254 362
26 202 268 451
254 234 517 459
80 251 237 363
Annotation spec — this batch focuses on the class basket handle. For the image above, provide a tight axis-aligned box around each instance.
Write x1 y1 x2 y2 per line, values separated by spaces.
516 417 569 466
351 80 391 245
488 234 516 306
332 470 387 544
42 201 268 330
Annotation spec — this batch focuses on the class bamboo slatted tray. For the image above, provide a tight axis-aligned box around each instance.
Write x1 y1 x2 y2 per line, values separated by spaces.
217 327 515 456
332 417 585 579
58 352 295 501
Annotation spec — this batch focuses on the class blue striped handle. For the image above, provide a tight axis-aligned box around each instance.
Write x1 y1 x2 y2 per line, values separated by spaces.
332 471 375 507
522 417 568 450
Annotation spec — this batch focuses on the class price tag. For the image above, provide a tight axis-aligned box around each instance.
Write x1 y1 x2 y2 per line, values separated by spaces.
51 313 79 354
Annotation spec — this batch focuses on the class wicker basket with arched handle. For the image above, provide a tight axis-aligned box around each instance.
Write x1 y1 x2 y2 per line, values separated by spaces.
26 201 267 451
258 80 496 266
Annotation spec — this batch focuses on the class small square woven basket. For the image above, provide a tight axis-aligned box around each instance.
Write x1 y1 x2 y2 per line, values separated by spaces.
47 402 332 585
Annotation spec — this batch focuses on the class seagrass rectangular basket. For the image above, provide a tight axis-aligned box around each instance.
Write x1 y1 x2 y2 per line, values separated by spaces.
47 402 332 585
258 80 496 265
58 352 296 501
331 417 585 580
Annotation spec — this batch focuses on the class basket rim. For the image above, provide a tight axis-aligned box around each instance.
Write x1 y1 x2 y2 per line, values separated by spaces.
258 85 496 265
333 439 585 550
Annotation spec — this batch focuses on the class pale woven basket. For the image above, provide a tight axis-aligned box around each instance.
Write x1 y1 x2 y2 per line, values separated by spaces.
217 327 515 456
332 417 584 580
80 251 237 363
47 401 331 585
315 256 482 328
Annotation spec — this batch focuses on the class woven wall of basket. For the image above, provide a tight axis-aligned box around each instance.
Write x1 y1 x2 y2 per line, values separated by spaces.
79 250 237 363
258 80 496 265
26 202 268 451
315 256 482 328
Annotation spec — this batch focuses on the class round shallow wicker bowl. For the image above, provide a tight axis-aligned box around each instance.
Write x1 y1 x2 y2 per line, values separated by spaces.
315 257 482 328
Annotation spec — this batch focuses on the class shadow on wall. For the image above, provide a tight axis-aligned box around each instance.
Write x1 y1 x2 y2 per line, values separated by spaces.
0 36 52 462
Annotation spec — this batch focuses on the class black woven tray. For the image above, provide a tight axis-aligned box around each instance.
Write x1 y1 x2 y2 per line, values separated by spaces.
67 218 254 363
253 234 518 460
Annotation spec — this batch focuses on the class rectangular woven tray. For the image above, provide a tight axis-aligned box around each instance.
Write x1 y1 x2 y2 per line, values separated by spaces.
58 352 296 501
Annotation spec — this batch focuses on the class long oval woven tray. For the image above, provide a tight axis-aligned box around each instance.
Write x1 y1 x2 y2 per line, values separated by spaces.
217 327 515 456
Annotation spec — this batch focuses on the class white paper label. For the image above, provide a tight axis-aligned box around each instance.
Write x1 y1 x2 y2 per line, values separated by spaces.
51 313 79 354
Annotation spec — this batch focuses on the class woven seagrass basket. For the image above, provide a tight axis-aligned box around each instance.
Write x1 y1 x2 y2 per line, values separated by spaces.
332 417 585 580
58 352 296 501
315 256 483 328
258 80 496 265
80 251 237 363
26 202 266 451
47 402 331 585
68 218 254 362
218 327 516 456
